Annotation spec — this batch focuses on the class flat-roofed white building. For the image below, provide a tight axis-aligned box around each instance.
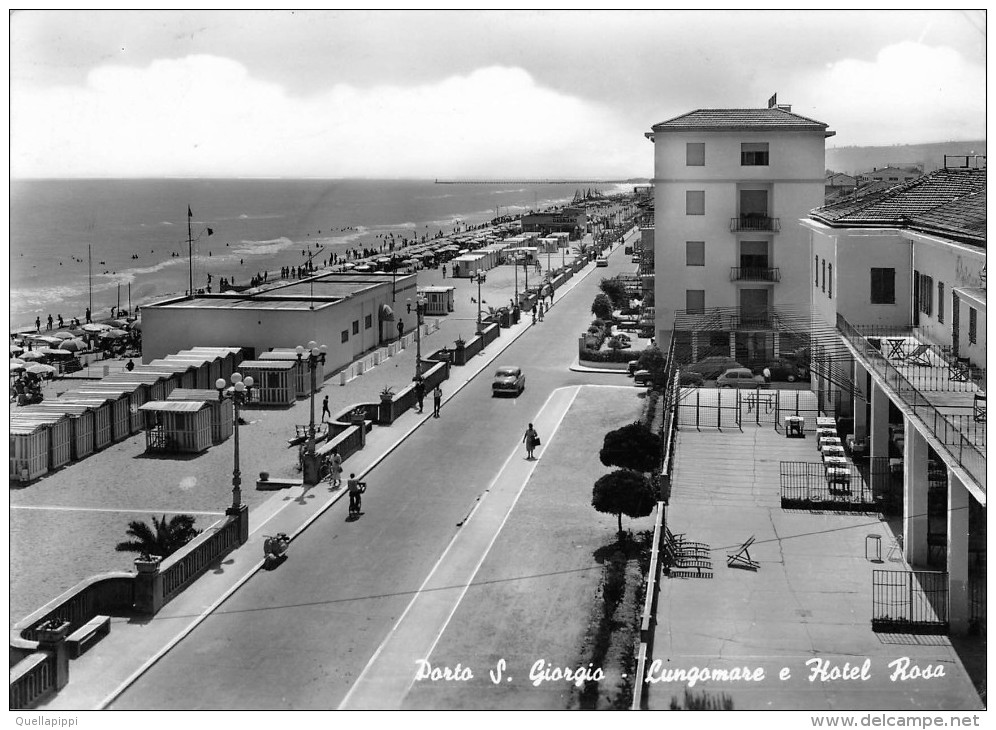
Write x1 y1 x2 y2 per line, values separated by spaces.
142 272 417 378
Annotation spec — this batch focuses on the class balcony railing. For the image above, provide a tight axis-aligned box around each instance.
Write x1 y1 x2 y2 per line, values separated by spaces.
730 267 781 282
837 313 986 493
730 215 780 232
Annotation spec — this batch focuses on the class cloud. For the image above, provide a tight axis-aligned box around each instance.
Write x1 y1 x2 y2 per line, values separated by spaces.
789 42 985 146
11 55 650 178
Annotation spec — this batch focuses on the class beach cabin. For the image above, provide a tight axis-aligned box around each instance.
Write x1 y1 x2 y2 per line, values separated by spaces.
96 376 152 432
537 237 559 254
131 365 182 398
10 421 49 483
167 388 233 444
10 412 72 472
257 350 309 398
105 370 170 403
450 254 487 278
146 359 199 390
139 401 213 454
58 393 116 450
161 354 215 389
188 346 246 381
26 403 95 461
75 385 140 438
551 232 571 248
233 360 297 406
419 286 456 315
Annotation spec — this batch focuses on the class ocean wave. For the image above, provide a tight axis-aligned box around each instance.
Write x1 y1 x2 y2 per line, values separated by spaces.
228 236 297 256
490 188 528 195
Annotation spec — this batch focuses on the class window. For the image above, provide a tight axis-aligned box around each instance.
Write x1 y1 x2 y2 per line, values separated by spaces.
686 290 705 313
741 142 769 166
921 275 933 316
969 307 978 344
341 329 349 343
685 191 705 215
685 241 705 266
686 142 705 166
937 282 944 323
815 255 819 285
870 268 896 304
828 263 832 299
352 320 360 335
365 314 373 329
821 260 826 292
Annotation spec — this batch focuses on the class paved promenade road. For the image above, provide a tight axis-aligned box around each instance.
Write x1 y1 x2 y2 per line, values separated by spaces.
108 235 640 709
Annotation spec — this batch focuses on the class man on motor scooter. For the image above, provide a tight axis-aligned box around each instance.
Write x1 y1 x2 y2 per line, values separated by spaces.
347 473 366 515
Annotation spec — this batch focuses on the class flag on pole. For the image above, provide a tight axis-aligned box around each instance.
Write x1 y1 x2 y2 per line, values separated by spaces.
188 206 193 218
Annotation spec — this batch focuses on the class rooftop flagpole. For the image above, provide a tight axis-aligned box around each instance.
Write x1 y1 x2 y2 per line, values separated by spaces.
188 205 194 297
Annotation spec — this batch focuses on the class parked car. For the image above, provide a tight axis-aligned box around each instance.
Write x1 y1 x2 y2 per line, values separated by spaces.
633 369 653 386
596 257 609 267
682 356 743 379
757 359 805 383
492 366 525 396
717 368 766 388
631 255 640 264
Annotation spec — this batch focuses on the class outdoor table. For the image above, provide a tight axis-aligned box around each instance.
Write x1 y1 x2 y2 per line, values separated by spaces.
824 455 848 470
783 415 804 438
816 427 838 439
816 417 837 429
819 436 842 451
827 468 851 486
884 337 907 359
822 445 846 459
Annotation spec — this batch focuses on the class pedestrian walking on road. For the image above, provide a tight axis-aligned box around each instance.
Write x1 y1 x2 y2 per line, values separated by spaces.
523 423 540 460
432 384 442 417
414 377 425 413
531 306 537 325
321 395 331 421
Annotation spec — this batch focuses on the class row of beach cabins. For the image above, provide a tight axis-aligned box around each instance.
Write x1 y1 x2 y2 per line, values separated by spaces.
10 347 326 484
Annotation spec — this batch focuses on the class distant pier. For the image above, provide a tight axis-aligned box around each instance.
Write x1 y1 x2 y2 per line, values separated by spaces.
434 179 630 185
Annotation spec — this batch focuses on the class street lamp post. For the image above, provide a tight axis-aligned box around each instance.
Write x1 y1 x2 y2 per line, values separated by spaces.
216 372 254 514
472 271 486 333
296 341 328 485
408 293 427 379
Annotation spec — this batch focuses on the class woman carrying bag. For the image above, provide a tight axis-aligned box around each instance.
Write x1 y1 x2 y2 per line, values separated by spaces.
523 423 540 460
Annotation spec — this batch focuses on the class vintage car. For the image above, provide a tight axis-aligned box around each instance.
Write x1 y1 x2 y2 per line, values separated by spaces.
492 365 526 396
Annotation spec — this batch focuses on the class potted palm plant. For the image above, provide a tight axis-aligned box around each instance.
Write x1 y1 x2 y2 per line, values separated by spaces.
116 514 201 573
35 617 71 642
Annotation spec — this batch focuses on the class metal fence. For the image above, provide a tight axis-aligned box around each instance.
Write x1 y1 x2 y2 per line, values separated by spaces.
677 387 838 432
838 315 986 492
779 458 887 511
872 569 949 634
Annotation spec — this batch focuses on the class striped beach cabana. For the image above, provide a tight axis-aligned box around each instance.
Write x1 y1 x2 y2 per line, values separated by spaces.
162 353 215 389
139 400 213 454
24 402 96 461
232 360 297 406
96 376 153 432
10 420 49 482
167 388 233 444
73 385 140 439
188 346 247 381
57 393 117 450
257 350 310 398
10 411 72 472
130 365 183 398
145 359 199 390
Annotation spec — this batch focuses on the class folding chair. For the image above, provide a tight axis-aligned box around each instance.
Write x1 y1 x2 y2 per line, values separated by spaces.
974 391 986 423
949 359 971 382
904 344 931 367
664 526 710 556
726 536 760 571
662 541 712 576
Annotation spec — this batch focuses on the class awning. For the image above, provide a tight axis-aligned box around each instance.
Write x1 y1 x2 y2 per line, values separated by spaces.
379 304 395 321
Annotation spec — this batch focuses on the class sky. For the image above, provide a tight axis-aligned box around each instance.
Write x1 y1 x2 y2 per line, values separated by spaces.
9 9 987 179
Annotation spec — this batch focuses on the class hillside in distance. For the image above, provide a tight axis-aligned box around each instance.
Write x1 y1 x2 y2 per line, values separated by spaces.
826 140 986 175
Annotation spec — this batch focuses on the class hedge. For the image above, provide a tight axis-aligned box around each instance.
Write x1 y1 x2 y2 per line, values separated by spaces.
580 347 646 364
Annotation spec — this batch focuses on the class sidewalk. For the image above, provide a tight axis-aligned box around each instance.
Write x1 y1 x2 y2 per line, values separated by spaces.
37 246 607 710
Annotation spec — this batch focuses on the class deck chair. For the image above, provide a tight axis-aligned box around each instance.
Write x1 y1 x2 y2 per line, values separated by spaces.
662 541 712 576
664 527 710 555
949 359 971 382
904 344 931 367
726 536 760 571
974 392 986 423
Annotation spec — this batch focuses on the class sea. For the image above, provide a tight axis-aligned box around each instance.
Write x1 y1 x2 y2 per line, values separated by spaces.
9 179 628 330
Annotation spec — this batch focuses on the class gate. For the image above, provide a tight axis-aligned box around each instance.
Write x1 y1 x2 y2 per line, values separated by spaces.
779 460 882 511
677 387 833 432
872 570 949 634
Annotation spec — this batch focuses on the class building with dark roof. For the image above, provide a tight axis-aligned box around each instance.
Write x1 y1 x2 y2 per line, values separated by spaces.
646 97 834 361
803 161 985 632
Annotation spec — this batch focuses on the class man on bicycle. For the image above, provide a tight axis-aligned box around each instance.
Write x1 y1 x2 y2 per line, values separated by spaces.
347 473 366 515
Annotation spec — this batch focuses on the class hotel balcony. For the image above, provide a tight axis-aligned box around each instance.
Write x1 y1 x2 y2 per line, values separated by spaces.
730 267 781 282
730 215 780 233
836 314 986 495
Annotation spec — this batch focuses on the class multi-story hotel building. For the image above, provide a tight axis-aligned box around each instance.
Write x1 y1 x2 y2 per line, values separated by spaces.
647 99 834 363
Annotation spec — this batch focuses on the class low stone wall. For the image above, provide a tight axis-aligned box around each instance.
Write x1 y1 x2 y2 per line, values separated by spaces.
377 359 450 424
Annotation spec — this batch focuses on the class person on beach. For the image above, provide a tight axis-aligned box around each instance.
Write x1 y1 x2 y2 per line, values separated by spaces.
57 314 64 329
321 395 331 422
432 384 442 418
523 423 540 460
35 317 41 333
442 264 446 278
46 314 53 330
85 307 91 324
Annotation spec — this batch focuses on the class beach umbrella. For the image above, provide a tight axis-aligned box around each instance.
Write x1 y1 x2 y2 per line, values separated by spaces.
109 318 130 328
129 321 142 332
81 323 110 333
29 335 63 347
25 363 56 377
342 263 356 269
53 331 75 340
20 351 46 361
10 362 25 372
59 339 86 352
99 328 129 339
10 345 24 356
10 358 25 365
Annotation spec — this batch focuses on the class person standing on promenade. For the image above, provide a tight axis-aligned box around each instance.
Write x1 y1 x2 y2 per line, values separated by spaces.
414 377 425 413
85 307 91 324
321 395 331 422
432 384 442 418
328 449 343 489
523 423 540 460
538 302 545 322
347 473 366 515
35 316 41 333
442 264 447 278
